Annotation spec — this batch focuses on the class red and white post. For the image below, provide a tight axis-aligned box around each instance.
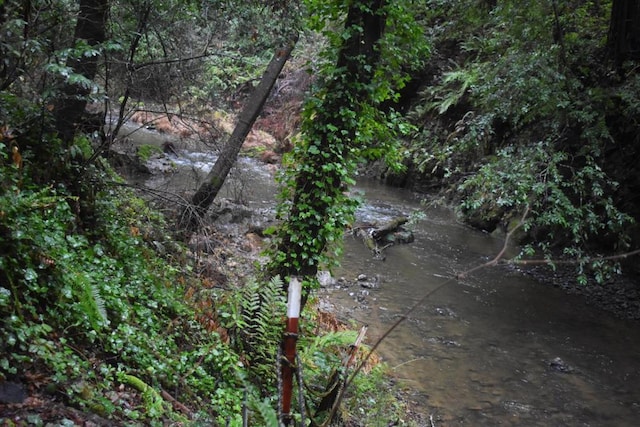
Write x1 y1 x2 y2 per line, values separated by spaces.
281 277 302 425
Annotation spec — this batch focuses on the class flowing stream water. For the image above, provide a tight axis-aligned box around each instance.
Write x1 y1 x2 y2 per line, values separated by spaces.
121 128 640 426
330 181 640 426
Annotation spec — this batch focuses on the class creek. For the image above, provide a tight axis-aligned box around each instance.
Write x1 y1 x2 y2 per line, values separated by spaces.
331 181 640 426
119 126 640 426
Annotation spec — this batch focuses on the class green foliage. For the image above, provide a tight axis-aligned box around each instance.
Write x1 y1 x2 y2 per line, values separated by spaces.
1 0 68 89
459 141 633 259
267 0 428 285
0 162 249 423
339 364 407 425
298 329 412 425
240 278 285 368
428 68 480 115
1 1 426 425
203 51 271 97
197 20 299 104
136 143 162 161
45 37 105 91
217 276 286 390
106 0 303 104
407 0 638 279
300 329 358 380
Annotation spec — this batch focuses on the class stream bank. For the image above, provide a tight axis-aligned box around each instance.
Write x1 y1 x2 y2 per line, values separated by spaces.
180 177 640 426
111 118 640 425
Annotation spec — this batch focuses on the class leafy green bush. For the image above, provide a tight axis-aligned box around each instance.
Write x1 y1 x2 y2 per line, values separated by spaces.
0 157 248 423
458 140 633 280
407 0 638 279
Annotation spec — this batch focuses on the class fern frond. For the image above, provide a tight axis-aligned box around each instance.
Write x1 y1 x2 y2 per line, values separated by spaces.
237 276 287 386
91 282 108 324
74 273 108 331
427 68 479 115
249 396 279 426
302 330 358 356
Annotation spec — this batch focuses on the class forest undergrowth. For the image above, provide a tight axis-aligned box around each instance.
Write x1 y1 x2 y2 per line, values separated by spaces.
0 142 424 425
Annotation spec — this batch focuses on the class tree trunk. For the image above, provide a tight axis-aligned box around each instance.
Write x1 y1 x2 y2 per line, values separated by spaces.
53 0 109 144
267 0 387 308
181 36 298 232
607 0 640 70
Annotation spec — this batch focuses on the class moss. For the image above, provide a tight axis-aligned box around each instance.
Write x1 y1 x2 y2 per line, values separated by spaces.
136 144 163 162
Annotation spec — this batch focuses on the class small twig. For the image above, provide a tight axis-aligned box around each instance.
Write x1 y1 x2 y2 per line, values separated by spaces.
160 388 193 417
344 326 368 369
105 180 191 208
391 357 425 370
130 52 220 71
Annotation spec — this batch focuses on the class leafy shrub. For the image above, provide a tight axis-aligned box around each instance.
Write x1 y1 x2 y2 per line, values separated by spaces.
407 0 638 279
458 140 633 279
0 158 249 423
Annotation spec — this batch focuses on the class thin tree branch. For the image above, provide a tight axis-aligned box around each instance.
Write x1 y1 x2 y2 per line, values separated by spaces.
130 52 218 71
507 248 640 266
456 205 530 280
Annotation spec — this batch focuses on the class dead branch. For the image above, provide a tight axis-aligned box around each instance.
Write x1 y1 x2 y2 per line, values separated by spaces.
160 389 193 417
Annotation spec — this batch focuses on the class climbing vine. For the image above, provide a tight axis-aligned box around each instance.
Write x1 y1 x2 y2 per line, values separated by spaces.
265 0 427 303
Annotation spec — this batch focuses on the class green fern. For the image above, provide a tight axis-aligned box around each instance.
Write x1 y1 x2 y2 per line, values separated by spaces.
429 68 478 115
71 272 108 331
87 280 107 328
238 276 287 386
249 396 279 427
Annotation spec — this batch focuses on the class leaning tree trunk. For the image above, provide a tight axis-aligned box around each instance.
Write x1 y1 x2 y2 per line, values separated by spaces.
53 0 109 144
181 35 298 232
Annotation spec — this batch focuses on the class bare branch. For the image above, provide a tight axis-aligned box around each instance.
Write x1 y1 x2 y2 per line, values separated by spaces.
130 52 219 71
456 205 529 279
507 248 640 266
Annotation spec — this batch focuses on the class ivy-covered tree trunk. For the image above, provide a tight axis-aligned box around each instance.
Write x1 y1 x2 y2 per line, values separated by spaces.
267 0 387 306
53 0 109 144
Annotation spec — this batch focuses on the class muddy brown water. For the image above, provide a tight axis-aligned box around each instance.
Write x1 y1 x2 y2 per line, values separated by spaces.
331 180 640 426
124 127 640 426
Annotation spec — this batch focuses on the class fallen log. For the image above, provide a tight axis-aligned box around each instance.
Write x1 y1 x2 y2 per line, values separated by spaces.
353 216 412 259
371 216 408 240
354 227 378 253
